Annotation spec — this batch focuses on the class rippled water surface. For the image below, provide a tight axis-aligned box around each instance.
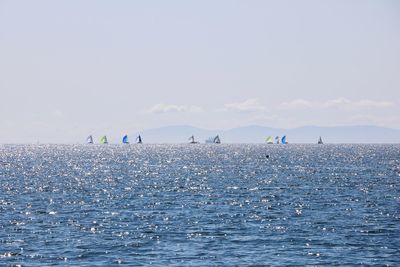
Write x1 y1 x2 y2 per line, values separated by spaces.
0 144 399 266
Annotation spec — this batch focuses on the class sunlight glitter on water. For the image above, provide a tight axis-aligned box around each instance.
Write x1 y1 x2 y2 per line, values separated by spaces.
0 144 399 266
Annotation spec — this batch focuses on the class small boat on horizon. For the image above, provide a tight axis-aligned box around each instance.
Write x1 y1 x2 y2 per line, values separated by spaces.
87 135 93 144
100 135 108 144
122 135 129 144
205 135 221 144
265 136 273 144
136 135 143 144
318 136 323 144
189 135 199 144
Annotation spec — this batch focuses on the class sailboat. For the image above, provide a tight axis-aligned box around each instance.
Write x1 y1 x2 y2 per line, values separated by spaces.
100 135 108 144
136 135 143 144
265 136 273 144
122 135 129 144
281 135 288 144
318 136 323 144
205 135 221 144
189 135 199 144
275 136 280 144
87 135 94 144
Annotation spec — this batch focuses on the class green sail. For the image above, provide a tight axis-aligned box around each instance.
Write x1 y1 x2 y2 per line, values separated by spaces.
265 136 273 144
100 136 108 144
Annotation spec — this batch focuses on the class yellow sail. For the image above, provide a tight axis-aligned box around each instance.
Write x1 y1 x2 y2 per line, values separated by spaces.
265 136 273 144
100 136 108 144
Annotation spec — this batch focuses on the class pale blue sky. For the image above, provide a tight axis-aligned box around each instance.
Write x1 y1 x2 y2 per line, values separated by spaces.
0 0 399 143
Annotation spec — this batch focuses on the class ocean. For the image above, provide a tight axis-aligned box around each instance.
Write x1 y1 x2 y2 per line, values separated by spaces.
0 144 399 266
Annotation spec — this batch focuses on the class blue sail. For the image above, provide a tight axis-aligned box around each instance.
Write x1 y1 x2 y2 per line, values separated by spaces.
281 135 287 144
122 135 129 144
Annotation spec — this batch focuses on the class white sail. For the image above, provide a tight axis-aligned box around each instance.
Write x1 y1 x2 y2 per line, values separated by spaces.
205 135 221 144
87 135 93 144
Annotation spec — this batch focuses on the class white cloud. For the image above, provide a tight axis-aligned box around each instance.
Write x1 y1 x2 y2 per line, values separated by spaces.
324 98 394 109
147 104 203 114
279 99 313 109
279 97 394 110
224 98 266 112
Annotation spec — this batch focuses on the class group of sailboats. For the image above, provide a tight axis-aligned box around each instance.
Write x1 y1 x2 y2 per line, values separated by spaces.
205 135 221 144
265 135 324 144
87 134 221 144
87 134 324 144
189 135 221 144
87 135 143 144
265 135 288 144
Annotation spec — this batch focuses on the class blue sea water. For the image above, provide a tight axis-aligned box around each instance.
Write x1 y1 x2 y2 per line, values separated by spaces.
0 144 399 266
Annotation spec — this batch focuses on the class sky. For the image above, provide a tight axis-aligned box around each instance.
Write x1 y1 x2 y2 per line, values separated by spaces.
0 0 399 143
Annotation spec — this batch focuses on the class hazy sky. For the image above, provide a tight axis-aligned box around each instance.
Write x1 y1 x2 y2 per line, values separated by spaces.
1 0 399 143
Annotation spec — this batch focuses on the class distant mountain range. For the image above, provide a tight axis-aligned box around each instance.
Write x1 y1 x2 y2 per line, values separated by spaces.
138 125 400 144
